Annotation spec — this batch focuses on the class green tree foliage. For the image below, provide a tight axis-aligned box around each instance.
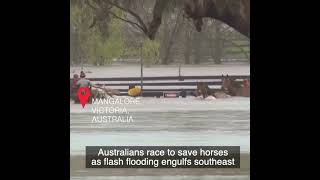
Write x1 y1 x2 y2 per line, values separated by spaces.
142 39 160 66
70 4 124 65
71 0 249 66
86 19 124 65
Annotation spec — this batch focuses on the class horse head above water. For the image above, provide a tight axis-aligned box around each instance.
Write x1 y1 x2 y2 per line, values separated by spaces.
242 79 250 97
196 81 210 98
221 74 232 94
221 74 250 97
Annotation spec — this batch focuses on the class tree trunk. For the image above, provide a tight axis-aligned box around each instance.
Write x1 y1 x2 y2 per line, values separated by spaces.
161 12 183 64
147 0 170 40
192 31 205 64
99 56 105 66
208 31 214 62
160 16 170 64
184 48 191 64
184 0 250 38
184 43 191 65
213 21 222 64
193 32 200 64
184 28 192 64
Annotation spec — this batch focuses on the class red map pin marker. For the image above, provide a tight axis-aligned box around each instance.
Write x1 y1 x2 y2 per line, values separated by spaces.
77 87 91 108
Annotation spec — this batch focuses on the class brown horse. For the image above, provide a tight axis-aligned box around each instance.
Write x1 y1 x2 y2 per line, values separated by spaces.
195 81 212 98
221 74 250 97
241 79 250 97
195 81 230 99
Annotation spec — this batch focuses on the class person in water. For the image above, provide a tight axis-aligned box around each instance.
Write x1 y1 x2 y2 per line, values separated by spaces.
76 71 92 88
70 74 79 100
75 71 120 100
74 71 93 102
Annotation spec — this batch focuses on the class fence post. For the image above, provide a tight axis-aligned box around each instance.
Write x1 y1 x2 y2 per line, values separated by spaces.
140 43 143 96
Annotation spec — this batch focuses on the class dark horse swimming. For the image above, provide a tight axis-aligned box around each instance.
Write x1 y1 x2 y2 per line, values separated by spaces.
195 81 213 98
195 78 230 99
195 75 250 99
221 75 250 97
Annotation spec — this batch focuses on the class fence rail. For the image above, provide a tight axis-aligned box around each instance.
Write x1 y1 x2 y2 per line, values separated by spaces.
87 75 249 81
72 75 250 97
96 81 241 87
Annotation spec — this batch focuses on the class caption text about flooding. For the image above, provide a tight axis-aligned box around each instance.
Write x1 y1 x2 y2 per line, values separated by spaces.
86 146 240 168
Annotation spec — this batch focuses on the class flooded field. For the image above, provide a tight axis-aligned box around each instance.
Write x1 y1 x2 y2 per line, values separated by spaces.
70 65 250 179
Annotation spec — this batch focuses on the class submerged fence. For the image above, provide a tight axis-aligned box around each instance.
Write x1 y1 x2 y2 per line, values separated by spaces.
82 75 250 97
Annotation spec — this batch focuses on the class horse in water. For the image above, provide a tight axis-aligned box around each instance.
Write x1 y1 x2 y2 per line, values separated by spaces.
195 81 212 99
221 75 250 97
195 81 230 99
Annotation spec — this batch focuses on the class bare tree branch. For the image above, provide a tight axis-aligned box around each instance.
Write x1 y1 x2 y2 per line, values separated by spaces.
103 0 148 33
107 10 146 33
184 0 250 38
85 0 98 10
86 0 170 40
147 0 169 40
